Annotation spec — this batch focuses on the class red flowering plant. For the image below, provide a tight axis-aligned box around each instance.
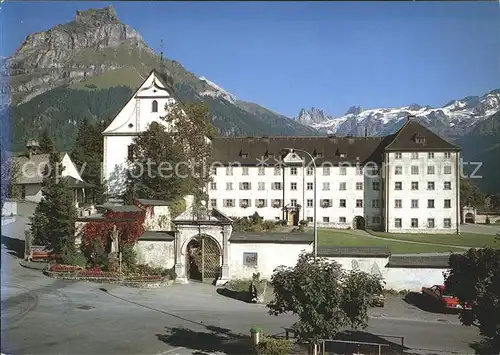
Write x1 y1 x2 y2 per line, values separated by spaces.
49 264 84 272
82 209 146 270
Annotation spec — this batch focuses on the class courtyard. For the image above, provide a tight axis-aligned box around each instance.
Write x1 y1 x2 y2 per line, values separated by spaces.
1 242 483 355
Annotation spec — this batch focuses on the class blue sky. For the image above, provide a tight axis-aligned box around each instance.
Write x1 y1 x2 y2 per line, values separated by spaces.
1 1 499 117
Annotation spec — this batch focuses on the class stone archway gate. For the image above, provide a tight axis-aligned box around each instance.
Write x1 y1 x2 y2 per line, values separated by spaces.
187 234 221 282
173 204 233 284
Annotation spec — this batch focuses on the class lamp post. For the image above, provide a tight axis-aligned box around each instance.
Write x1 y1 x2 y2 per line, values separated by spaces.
285 148 317 261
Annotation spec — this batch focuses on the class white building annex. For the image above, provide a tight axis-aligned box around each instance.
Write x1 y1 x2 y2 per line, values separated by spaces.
102 69 461 235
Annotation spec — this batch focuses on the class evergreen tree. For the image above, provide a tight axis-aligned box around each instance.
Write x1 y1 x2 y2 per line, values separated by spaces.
31 150 77 256
71 118 106 204
39 128 55 153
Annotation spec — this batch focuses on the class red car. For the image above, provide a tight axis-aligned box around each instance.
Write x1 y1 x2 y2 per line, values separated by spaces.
421 285 472 310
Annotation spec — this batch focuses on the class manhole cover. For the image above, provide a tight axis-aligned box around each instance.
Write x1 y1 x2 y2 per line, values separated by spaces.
77 305 94 310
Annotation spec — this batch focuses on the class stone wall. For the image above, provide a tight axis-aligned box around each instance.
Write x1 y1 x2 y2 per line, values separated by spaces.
135 240 175 269
229 242 312 280
475 213 500 224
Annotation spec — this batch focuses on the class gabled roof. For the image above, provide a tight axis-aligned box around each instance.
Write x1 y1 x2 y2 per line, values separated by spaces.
385 119 460 151
9 152 76 185
136 198 172 206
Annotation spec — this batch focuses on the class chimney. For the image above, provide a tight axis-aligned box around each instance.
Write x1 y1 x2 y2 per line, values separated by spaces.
364 127 368 137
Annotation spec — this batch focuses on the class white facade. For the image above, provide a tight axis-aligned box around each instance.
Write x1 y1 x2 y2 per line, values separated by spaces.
102 70 178 199
384 151 460 234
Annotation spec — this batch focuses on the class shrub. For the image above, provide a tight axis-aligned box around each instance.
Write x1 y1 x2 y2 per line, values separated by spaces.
121 243 137 272
255 337 292 355
249 224 264 232
261 220 277 231
485 216 491 225
299 219 308 227
61 251 87 267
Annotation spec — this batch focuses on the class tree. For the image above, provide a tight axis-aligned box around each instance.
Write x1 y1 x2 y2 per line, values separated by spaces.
460 178 485 223
71 118 106 204
267 253 384 351
30 151 77 257
124 101 217 206
0 142 17 210
445 249 500 354
39 128 55 153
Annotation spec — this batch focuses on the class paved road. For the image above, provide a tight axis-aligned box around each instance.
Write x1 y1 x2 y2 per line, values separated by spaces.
1 250 480 355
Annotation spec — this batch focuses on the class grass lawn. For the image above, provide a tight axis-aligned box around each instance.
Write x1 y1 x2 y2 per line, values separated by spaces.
316 229 465 254
370 231 500 248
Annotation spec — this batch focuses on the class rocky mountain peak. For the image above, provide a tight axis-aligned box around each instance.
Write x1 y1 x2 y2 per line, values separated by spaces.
75 6 120 25
295 107 332 124
346 105 363 115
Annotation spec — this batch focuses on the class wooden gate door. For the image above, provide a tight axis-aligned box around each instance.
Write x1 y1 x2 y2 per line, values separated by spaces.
201 236 221 283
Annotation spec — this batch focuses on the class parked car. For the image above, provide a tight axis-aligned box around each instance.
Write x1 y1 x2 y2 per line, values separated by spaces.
421 285 471 310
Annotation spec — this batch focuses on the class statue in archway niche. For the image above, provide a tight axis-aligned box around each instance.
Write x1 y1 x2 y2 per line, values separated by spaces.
110 225 119 254
108 225 120 272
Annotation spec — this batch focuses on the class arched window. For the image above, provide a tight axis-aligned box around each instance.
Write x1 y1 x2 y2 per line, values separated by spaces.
152 100 158 113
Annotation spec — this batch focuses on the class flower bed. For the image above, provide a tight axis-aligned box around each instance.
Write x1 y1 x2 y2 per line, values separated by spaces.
49 264 84 272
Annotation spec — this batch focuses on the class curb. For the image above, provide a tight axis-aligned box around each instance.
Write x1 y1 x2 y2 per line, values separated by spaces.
19 260 49 271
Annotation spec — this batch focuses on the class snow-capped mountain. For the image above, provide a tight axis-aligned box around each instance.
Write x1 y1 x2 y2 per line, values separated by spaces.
199 76 236 103
296 89 500 138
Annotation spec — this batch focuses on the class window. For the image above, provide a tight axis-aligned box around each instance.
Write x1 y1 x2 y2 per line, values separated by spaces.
444 181 451 190
210 166 217 175
226 167 233 176
339 182 346 191
428 199 435 208
372 216 381 224
428 152 434 159
444 199 451 208
411 199 419 208
395 218 402 228
395 182 402 190
242 167 249 175
256 199 266 208
323 182 330 191
240 182 251 190
411 218 419 228
415 136 426 144
323 166 330 176
321 199 332 207
444 166 452 174
356 182 363 190
411 166 419 175
372 199 380 208
372 181 380 191
339 199 346 208
307 182 313 190
395 166 403 175
427 181 435 190
444 152 451 159
274 167 281 176
306 167 314 176
339 217 347 223
427 166 435 175
291 167 298 175
258 182 265 191
356 199 363 208
152 100 158 112
323 217 330 223
272 199 282 208
444 218 451 228
411 181 419 191
307 199 313 207
210 199 217 208
21 185 26 200
226 182 233 191
307 217 313 222
243 252 258 267
290 182 298 190
272 182 282 190
210 182 216 190
127 144 135 161
290 199 297 207
340 167 347 175
427 218 435 228
223 199 235 207
411 152 419 159
356 167 363 175
258 167 265 175
395 199 402 208
240 199 250 208
395 152 402 159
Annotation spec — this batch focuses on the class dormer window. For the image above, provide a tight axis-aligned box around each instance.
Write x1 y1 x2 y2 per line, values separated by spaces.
335 148 347 158
152 100 158 113
240 152 248 159
414 135 426 144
